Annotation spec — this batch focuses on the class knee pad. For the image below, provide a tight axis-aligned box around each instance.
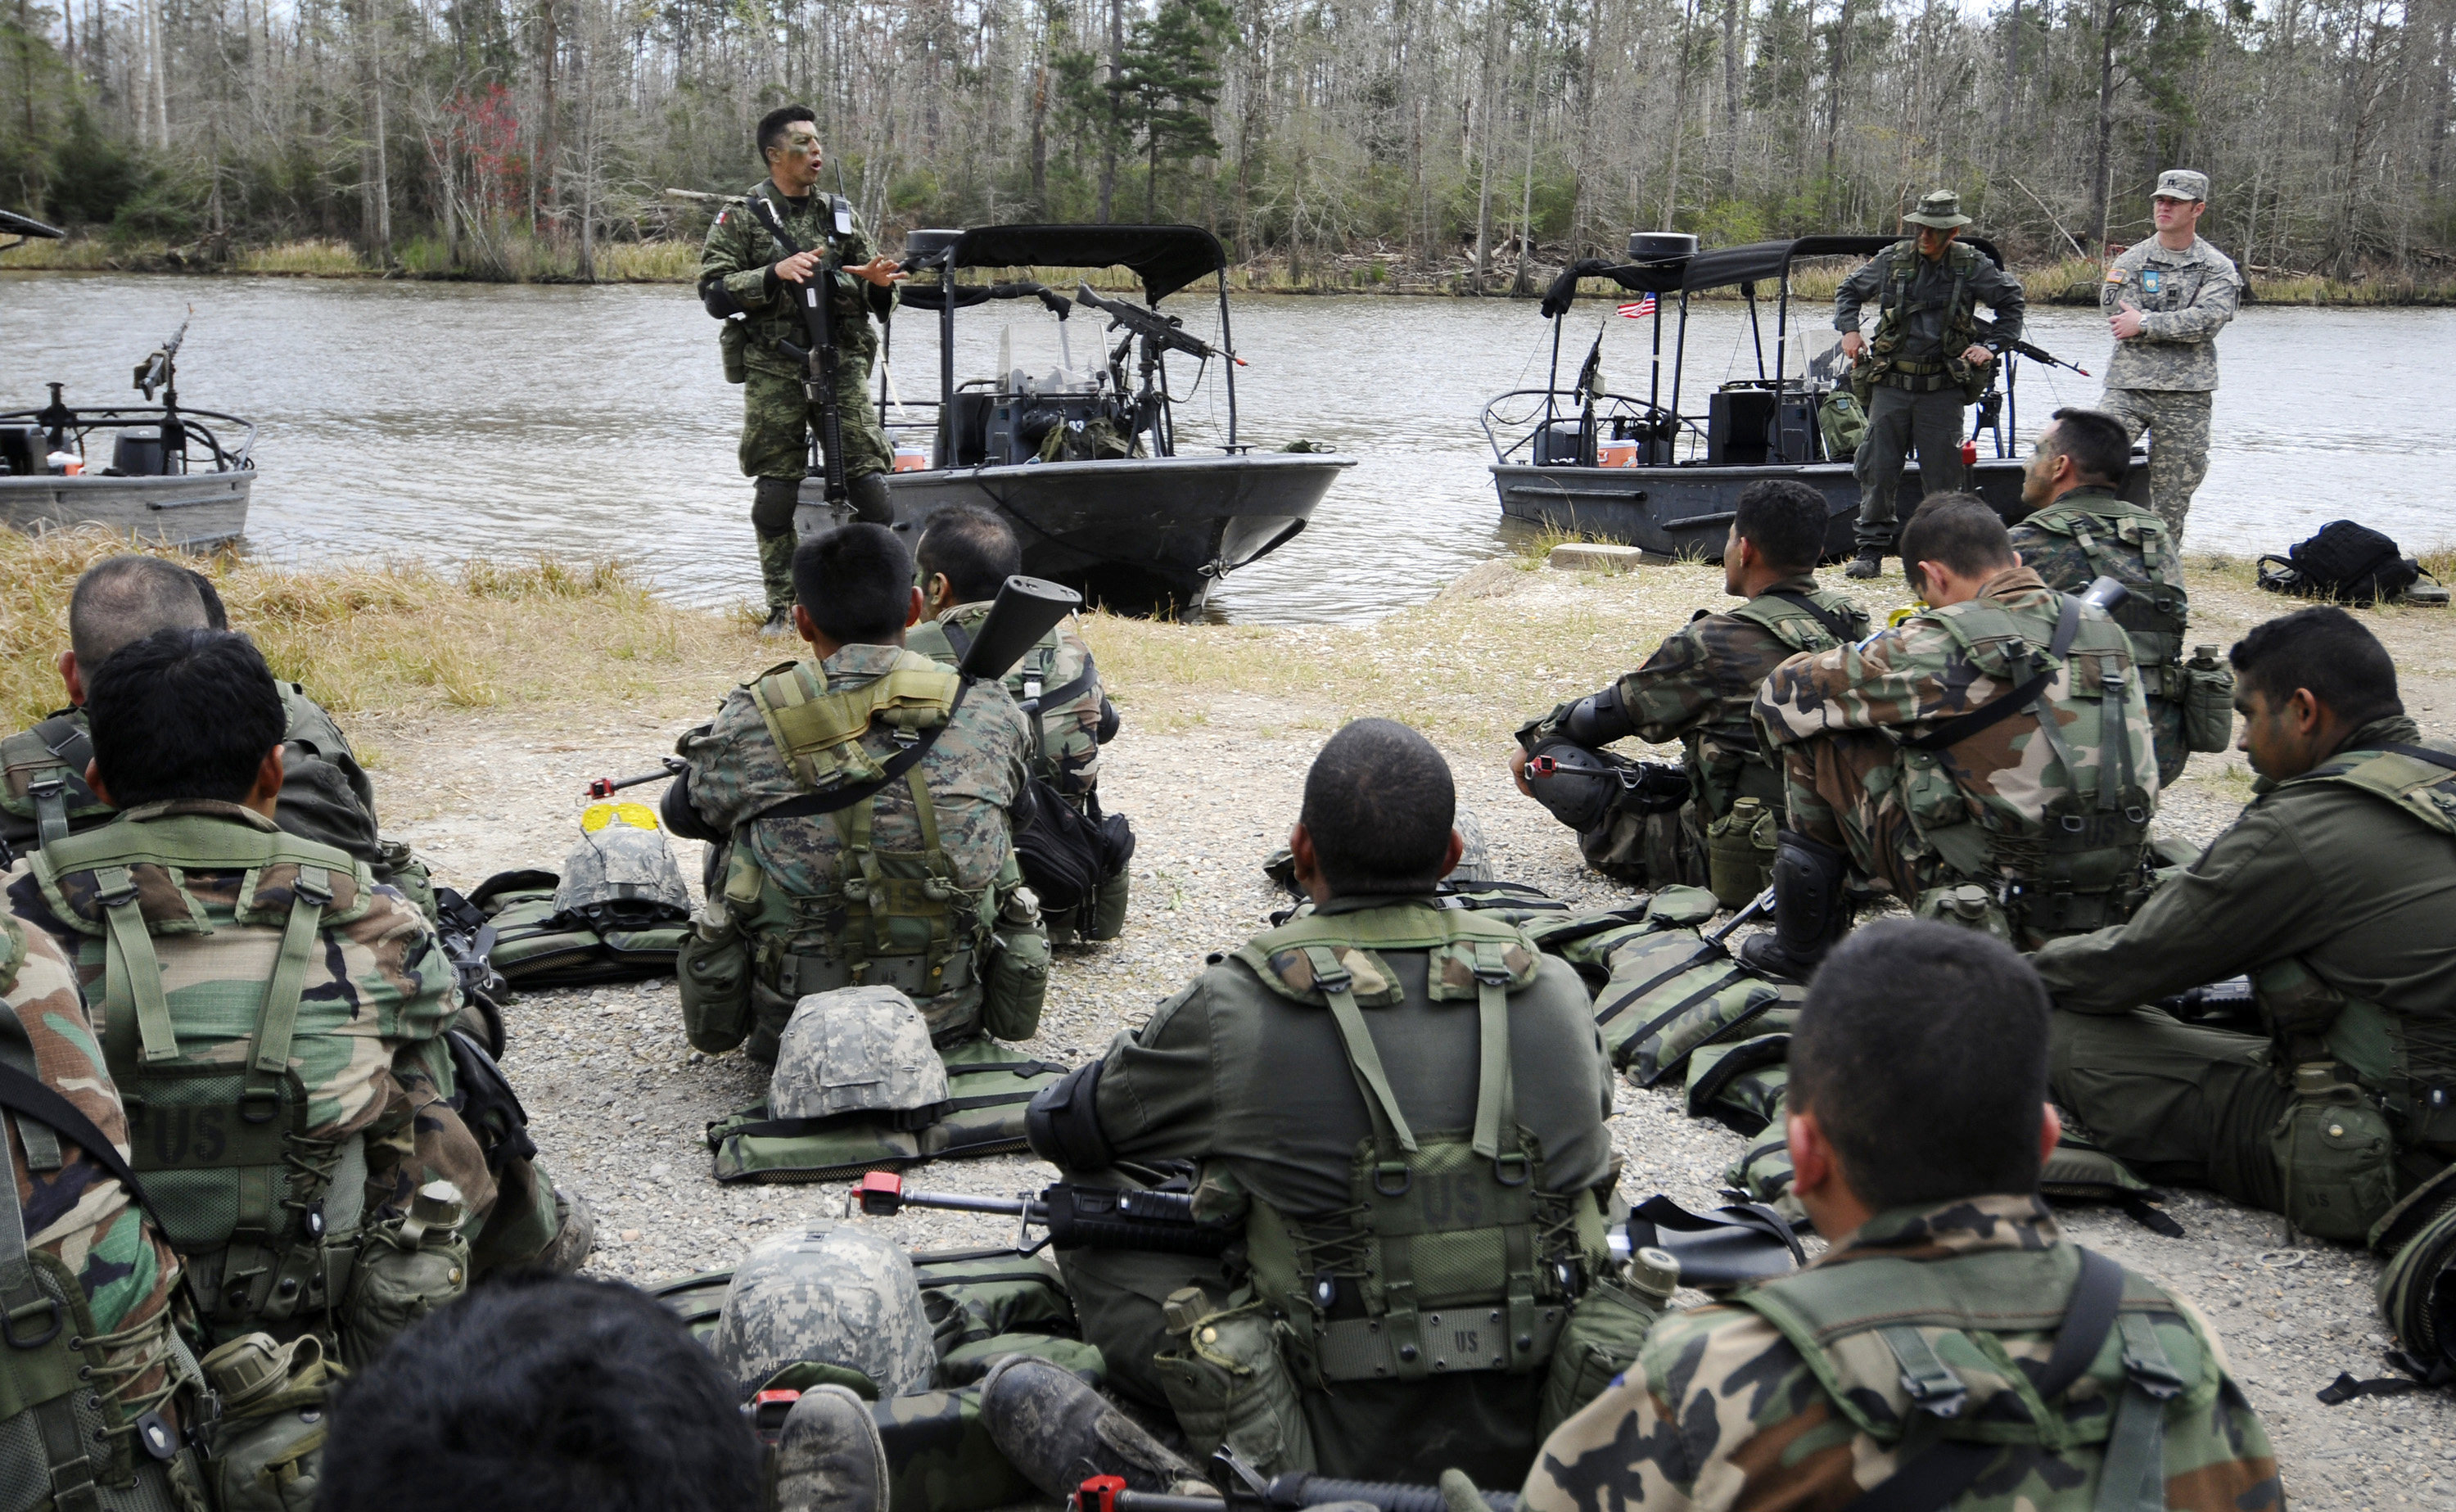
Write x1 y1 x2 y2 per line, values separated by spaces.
1025 1060 1114 1173
752 476 801 537
847 470 894 526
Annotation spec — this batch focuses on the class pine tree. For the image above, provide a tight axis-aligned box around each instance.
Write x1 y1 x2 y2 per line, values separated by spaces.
1115 0 1229 221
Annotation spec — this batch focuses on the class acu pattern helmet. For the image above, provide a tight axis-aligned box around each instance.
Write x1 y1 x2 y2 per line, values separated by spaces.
770 985 952 1129
711 1225 936 1398
553 801 691 927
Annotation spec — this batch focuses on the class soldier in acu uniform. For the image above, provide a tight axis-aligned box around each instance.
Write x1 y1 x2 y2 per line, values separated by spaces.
1020 720 1622 1486
2098 169 2242 539
1512 480 1867 900
2037 607 2456 1245
664 524 1048 1064
1520 920 2282 1512
2011 407 2228 787
0 555 434 920
907 506 1126 942
698 105 908 634
2 630 587 1363
1743 496 2157 979
1832 190 2026 579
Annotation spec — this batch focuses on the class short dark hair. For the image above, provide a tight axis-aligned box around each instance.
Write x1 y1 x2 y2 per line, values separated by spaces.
793 524 914 644
1790 919 2051 1212
916 506 1022 604
316 1275 761 1512
1899 494 2016 589
68 554 209 674
1732 480 1827 573
2043 408 2130 486
2230 606 2403 727
84 629 283 808
185 566 229 630
1298 720 1456 896
756 105 818 162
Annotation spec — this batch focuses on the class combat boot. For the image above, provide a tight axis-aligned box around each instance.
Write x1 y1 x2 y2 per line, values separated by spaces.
980 1354 1217 1500
1736 830 1850 982
774 1383 890 1512
1843 546 1885 580
534 1187 597 1275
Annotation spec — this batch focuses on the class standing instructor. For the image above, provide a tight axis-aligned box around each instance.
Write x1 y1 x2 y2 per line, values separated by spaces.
699 106 907 634
1832 190 2026 580
2097 169 2242 540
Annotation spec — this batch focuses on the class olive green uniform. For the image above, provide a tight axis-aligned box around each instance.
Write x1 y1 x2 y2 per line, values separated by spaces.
2035 718 2456 1240
1055 895 1619 1487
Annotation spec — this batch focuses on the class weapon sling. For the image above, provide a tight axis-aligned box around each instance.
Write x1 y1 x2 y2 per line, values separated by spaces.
1899 594 2083 754
749 681 972 823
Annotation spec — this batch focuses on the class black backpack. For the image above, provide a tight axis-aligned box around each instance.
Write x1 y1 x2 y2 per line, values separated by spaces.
1014 781 1135 914
2260 521 2425 604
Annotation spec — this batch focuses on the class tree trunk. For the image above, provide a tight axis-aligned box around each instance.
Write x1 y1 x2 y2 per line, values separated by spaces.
2090 0 2123 249
1030 51 1050 213
1822 0 1852 223
1513 70 1538 295
1720 0 1745 189
1665 0 1698 230
1472 0 1503 291
1099 0 1122 221
539 0 558 226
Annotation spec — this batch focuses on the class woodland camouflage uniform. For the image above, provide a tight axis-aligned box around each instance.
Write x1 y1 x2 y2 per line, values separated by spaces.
0 914 190 1492
1754 565 2159 943
2098 222 2240 537
3 800 560 1334
2010 484 2198 788
676 643 1039 1056
1519 1195 2282 1512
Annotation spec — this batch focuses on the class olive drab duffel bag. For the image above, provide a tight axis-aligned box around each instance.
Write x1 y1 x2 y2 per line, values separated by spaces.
463 801 695 990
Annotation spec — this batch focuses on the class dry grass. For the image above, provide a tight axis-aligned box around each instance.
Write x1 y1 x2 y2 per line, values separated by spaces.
237 240 372 276
592 240 702 282
0 528 758 730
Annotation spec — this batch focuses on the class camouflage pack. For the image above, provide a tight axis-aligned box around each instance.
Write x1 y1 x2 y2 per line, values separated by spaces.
1590 928 1802 1083
708 1037 1068 1183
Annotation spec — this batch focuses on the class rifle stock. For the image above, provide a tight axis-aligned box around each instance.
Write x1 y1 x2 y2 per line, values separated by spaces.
958 575 1084 681
851 1170 1236 1257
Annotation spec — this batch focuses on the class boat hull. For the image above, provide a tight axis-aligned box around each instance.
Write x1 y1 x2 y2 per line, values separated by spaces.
0 472 253 549
847 453 1352 615
1493 457 2149 562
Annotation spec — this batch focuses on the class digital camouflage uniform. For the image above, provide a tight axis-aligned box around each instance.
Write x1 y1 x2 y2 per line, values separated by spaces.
3 801 561 1343
0 684 435 923
676 643 1038 1056
1 913 192 1500
2036 719 2456 1240
2010 484 2198 788
698 183 897 610
1519 1195 2282 1512
1053 895 1619 1487
1834 241 2025 554
2098 233 2240 539
1754 566 2159 944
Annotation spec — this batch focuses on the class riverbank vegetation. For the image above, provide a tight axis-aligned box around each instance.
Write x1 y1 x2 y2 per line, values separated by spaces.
2 0 2451 296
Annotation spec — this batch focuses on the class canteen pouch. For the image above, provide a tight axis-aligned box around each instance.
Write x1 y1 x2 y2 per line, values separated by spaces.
679 909 756 1054
1912 882 2013 943
1704 797 1778 910
1150 1296 1315 1477
376 837 439 925
199 1335 336 1512
1090 866 1131 941
2270 1067 2399 1243
1535 1276 1666 1439
719 317 750 384
1819 388 1868 457
980 892 1050 1042
2183 648 2237 754
337 1204 472 1368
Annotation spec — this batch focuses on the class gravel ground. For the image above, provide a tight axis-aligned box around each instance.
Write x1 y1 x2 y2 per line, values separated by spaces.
356 567 2456 1509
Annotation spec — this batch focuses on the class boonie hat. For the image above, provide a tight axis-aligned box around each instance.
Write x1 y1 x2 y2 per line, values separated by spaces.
1903 189 1971 229
2153 169 2210 202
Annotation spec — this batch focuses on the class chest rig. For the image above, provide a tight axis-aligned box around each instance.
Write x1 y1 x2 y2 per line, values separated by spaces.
2025 497 2190 697
31 815 376 1347
1871 240 1983 388
1230 906 1604 1385
742 655 980 1001
1696 591 1867 813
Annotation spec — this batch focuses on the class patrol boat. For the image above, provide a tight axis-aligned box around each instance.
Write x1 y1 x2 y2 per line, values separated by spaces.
855 223 1352 616
1480 232 2137 561
0 254 257 551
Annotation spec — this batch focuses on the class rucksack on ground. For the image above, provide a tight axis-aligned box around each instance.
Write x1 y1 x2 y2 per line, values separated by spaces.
2259 520 2436 605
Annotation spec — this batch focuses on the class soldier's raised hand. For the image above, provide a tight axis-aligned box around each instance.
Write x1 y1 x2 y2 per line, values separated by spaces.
2109 300 2146 340
850 255 909 289
773 249 824 284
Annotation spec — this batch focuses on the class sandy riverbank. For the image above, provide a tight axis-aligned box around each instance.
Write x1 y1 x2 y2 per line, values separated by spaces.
7 528 2456 1504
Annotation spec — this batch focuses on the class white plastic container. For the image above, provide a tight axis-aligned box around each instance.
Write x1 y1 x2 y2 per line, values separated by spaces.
46 450 83 476
1597 438 1639 468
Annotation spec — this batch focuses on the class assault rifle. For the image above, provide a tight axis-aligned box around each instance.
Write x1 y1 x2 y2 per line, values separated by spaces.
750 193 856 508
1073 1448 1520 1512
586 756 685 800
851 1170 1237 1257
1974 315 2088 377
1074 283 1246 368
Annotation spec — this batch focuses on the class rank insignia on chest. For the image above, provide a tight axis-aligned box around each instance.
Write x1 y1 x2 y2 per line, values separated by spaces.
2142 270 2164 294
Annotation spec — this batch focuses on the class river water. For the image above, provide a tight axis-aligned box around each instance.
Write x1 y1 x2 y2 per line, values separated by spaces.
4 270 2451 622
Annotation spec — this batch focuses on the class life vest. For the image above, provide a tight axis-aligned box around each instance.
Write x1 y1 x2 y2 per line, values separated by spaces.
1868 240 1984 390
30 813 378 1347
1700 590 1868 812
1230 906 1607 1385
1894 593 2156 935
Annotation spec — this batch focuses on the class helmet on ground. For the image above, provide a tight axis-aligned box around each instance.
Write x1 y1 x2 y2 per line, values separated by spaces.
1447 810 1494 884
770 986 951 1128
711 1224 935 1398
553 801 691 927
1523 740 1690 833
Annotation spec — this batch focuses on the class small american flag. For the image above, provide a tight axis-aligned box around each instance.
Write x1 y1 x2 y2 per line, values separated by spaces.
1617 296 1657 318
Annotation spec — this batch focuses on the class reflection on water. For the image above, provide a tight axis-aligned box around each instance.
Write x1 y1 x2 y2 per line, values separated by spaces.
4 271 2451 623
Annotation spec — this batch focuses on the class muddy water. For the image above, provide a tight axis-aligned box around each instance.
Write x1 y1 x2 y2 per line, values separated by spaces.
4 270 2450 621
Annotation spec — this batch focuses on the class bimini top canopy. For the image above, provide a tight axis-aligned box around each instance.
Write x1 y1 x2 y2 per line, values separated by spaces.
1 208 65 240
1541 234 2006 317
917 223 1228 304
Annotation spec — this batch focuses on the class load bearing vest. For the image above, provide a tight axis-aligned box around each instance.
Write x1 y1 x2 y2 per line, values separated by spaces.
1870 240 1983 389
1230 907 1605 1384
30 815 376 1345
1696 592 1867 814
